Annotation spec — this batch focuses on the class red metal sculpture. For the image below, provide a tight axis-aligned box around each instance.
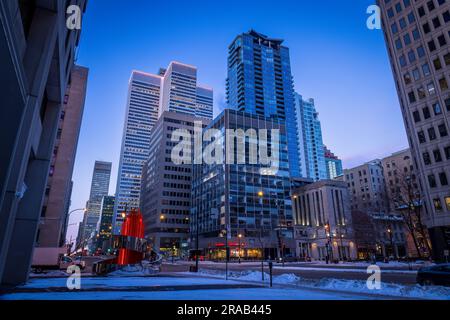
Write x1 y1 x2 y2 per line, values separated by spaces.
117 208 145 265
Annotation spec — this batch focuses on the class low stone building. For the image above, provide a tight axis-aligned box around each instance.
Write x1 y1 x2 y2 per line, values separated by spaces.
292 180 357 261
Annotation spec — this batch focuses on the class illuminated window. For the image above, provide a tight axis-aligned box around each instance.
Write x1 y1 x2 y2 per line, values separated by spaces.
445 197 450 211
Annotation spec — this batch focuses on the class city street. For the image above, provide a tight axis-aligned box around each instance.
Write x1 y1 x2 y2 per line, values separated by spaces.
164 261 420 285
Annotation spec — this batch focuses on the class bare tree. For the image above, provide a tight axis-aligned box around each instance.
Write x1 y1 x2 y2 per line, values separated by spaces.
389 171 432 258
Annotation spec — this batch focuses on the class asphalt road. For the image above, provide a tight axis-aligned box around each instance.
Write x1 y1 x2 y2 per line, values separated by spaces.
162 262 418 285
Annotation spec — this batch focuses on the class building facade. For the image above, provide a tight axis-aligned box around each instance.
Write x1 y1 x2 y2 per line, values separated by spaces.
191 109 294 260
160 61 214 119
381 149 431 258
80 161 112 250
378 0 450 260
113 63 213 233
140 111 210 255
0 0 87 286
113 71 162 233
96 196 115 254
343 160 408 258
294 94 327 181
226 30 301 178
292 180 357 261
324 146 343 180
37 65 88 249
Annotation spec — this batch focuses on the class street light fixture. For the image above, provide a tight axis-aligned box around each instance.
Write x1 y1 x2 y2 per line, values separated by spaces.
238 233 243 264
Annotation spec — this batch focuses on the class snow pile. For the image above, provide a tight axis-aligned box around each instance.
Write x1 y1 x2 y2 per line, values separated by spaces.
29 270 69 278
196 269 450 300
108 265 159 277
312 278 450 300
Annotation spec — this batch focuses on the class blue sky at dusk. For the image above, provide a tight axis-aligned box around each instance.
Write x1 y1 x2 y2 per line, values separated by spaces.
67 0 408 238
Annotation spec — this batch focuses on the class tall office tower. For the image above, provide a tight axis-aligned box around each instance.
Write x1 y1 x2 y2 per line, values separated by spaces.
159 61 214 119
324 146 344 180
343 160 408 257
294 94 327 181
191 109 294 260
96 196 115 253
0 0 87 286
140 112 210 254
37 66 89 249
113 71 162 234
378 0 450 260
80 161 112 248
226 30 301 178
114 64 213 233
196 85 214 119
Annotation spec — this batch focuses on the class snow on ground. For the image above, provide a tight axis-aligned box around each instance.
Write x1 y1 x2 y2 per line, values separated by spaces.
0 287 367 301
19 275 243 289
191 270 450 300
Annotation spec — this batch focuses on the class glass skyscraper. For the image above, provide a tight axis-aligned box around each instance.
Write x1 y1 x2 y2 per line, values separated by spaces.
191 109 294 259
226 30 301 178
294 93 327 181
113 71 162 233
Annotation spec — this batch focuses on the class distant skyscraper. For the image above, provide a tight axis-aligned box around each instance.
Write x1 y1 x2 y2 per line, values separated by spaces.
140 111 210 254
226 30 301 178
80 161 112 246
96 196 115 253
113 71 162 233
378 0 450 260
160 61 213 119
324 146 343 180
294 94 327 181
196 85 214 119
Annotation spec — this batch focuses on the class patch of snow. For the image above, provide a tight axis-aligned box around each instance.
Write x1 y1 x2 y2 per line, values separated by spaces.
192 270 450 300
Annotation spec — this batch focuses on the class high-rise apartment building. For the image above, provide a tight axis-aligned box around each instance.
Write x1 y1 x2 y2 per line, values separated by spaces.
113 71 162 233
226 30 301 178
0 0 87 286
378 0 450 259
140 112 210 254
37 66 89 249
324 146 344 180
294 94 327 181
191 109 294 260
160 62 214 119
80 161 112 248
96 196 115 253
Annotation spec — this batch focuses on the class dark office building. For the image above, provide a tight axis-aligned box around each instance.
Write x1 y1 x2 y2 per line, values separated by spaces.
0 0 87 286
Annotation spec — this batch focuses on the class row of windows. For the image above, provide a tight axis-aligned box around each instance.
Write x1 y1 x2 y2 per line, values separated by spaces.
407 77 450 104
412 99 449 122
422 146 450 165
417 123 449 143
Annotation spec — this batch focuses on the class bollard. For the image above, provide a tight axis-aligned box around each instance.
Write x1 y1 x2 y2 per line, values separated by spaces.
268 261 273 288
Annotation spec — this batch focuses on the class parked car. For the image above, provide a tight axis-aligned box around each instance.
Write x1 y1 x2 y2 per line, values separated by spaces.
417 263 450 287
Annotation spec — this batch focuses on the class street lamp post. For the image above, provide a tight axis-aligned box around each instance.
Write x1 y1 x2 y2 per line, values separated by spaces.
238 233 242 264
258 191 265 281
